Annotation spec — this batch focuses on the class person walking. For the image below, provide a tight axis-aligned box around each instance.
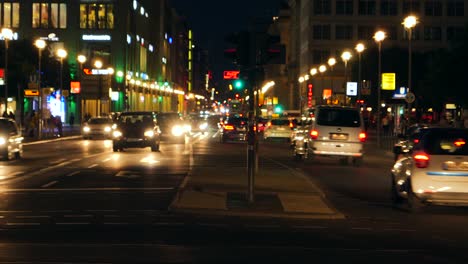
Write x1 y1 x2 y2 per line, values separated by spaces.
69 112 75 126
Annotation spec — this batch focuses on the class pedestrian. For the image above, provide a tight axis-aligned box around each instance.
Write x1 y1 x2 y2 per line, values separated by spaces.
55 115 63 137
382 115 390 135
8 111 14 119
69 113 75 126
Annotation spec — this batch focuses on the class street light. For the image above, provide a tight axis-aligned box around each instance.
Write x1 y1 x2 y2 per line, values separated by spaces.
94 60 103 116
403 15 418 114
34 39 46 139
373 30 386 147
319 65 327 104
298 76 305 114
327 58 336 100
77 55 87 123
355 43 365 101
1 28 13 116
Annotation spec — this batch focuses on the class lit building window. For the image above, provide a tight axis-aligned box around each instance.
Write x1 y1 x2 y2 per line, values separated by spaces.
80 3 114 29
1 2 20 28
32 2 66 29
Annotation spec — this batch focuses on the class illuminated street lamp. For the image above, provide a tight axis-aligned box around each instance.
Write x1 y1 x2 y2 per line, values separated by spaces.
77 55 87 123
34 39 46 139
355 43 365 101
94 60 103 116
341 51 352 83
327 58 336 96
403 15 418 113
1 28 13 115
298 76 305 114
373 30 386 147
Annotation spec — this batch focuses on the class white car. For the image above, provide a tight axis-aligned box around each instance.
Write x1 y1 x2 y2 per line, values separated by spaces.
263 118 293 141
82 117 113 139
294 105 366 165
391 127 468 211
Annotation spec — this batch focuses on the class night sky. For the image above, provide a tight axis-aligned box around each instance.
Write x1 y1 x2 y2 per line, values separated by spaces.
171 0 282 83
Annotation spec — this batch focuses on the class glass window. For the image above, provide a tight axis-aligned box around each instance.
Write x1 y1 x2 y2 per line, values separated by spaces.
447 26 464 41
59 3 66 29
447 0 464 16
421 130 468 155
88 4 96 29
358 0 376 15
98 4 105 29
80 3 114 29
314 0 331 15
312 49 330 64
313 25 331 40
51 3 58 28
358 25 375 40
106 4 114 29
425 1 442 16
12 3 19 28
336 25 353 40
4 3 11 27
32 3 40 28
80 4 87 28
381 26 398 40
380 0 397 15
317 108 361 127
336 0 353 15
40 3 49 28
424 26 442 41
403 1 421 15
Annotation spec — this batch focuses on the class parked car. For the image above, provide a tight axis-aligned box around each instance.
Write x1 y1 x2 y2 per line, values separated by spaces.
0 118 23 160
391 127 468 211
111 112 161 152
82 116 114 139
293 105 366 165
220 116 248 143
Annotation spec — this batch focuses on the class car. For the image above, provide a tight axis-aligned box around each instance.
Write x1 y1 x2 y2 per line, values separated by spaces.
0 117 23 160
263 118 293 141
290 116 313 148
293 105 366 165
391 127 468 211
111 112 161 152
256 117 269 133
187 115 209 134
393 123 431 161
82 116 113 139
220 116 248 143
156 112 190 143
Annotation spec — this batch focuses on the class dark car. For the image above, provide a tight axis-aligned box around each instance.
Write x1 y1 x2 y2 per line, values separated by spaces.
220 116 248 143
393 123 431 161
156 112 189 143
111 112 161 152
0 118 23 160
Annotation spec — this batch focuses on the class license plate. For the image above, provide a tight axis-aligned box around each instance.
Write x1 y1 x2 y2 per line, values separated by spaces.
330 133 348 140
443 161 468 171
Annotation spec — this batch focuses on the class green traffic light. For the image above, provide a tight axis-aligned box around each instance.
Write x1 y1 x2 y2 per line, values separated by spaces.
234 79 244 89
274 105 283 114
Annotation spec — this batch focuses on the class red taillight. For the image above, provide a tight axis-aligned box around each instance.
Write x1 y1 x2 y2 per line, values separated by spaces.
267 121 272 127
454 139 466 147
414 153 430 168
359 132 367 142
413 139 420 144
224 125 235 131
310 130 318 139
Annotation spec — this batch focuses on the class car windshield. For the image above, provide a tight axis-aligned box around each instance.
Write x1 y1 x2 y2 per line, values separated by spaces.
271 119 290 126
316 108 361 127
88 118 112 124
118 114 154 125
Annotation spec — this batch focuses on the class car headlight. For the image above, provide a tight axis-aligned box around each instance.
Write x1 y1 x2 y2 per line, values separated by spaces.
83 126 91 133
184 124 192 132
0 137 5 145
112 124 117 129
113 130 122 138
104 126 112 132
199 122 208 130
171 125 184 137
144 130 154 137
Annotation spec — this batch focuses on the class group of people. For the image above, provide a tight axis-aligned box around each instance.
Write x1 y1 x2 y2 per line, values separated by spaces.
24 111 65 138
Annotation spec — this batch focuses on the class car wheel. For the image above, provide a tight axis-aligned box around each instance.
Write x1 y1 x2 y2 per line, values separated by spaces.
407 180 425 212
294 153 304 161
339 157 349 165
14 150 21 160
151 144 159 152
390 175 404 206
113 145 119 152
352 157 363 167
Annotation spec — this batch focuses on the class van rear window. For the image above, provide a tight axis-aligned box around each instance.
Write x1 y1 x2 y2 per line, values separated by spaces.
316 109 361 127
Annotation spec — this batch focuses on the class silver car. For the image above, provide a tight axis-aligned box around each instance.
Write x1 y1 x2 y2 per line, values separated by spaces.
0 118 23 160
82 116 113 139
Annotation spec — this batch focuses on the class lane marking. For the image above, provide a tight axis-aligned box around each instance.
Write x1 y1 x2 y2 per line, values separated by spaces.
50 158 67 165
0 171 24 180
66 171 81 177
56 222 90 225
41 180 58 188
1 187 174 192
88 164 98 168
15 215 49 219
6 222 40 226
70 158 82 162
103 158 111 162
64 214 93 218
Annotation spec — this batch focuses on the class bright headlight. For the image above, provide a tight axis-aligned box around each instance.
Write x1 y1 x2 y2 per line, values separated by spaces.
171 125 184 137
144 130 154 137
113 131 122 138
199 122 208 130
0 137 5 145
184 124 192 132
112 124 117 129
83 126 91 132
104 126 112 132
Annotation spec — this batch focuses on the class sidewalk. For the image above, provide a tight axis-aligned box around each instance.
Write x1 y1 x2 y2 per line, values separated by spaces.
22 125 82 144
169 150 344 220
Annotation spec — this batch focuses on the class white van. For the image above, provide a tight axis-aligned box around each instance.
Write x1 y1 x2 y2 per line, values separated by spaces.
294 105 366 165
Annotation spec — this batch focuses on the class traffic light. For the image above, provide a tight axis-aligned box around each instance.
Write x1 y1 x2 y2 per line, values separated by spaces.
263 34 286 65
233 79 244 90
274 105 283 114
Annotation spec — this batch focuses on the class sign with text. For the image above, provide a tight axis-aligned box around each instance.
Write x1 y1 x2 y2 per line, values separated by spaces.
346 82 358 96
70 81 81 94
223 70 240 80
24 89 39 96
382 73 396 90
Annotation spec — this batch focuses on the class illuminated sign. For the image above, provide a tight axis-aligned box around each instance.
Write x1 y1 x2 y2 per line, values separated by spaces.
70 81 81 94
346 82 358 96
82 34 111 41
382 73 396 90
83 68 113 75
223 71 240 80
24 89 39 96
323 89 332 99
307 84 313 108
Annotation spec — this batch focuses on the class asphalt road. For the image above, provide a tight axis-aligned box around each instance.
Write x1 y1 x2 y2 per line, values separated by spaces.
0 131 467 263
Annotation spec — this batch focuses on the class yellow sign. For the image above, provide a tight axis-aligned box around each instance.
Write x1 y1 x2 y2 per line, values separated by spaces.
382 73 396 90
24 89 39 96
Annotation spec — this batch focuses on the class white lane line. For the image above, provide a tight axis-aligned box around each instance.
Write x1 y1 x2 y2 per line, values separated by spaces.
70 158 82 162
15 215 49 219
3 187 174 192
103 158 111 162
50 158 67 165
56 222 90 225
41 180 58 188
293 225 328 229
88 164 98 168
6 222 41 226
64 215 93 218
1 171 24 178
66 171 81 177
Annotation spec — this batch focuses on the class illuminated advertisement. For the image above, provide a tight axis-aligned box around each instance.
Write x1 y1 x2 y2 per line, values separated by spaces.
46 92 65 122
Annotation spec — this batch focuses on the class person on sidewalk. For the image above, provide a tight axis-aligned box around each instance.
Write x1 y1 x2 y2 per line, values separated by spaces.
69 113 75 127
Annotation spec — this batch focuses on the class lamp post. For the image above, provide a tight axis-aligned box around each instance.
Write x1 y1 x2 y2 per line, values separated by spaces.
341 51 352 105
77 55 87 123
403 15 418 116
374 30 386 147
327 58 336 103
309 68 317 106
35 39 46 139
94 60 103 116
319 65 327 104
1 28 13 116
57 48 67 123
107 67 114 113
298 76 304 115
355 43 365 102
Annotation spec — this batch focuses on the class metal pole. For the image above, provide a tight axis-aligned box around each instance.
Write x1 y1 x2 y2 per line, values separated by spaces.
38 49 42 139
358 53 362 102
407 28 412 117
377 42 382 147
4 38 8 115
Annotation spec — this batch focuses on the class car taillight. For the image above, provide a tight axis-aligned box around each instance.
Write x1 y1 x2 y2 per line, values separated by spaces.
413 139 420 144
359 132 367 142
267 122 272 127
310 130 318 140
224 125 235 131
414 153 429 168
